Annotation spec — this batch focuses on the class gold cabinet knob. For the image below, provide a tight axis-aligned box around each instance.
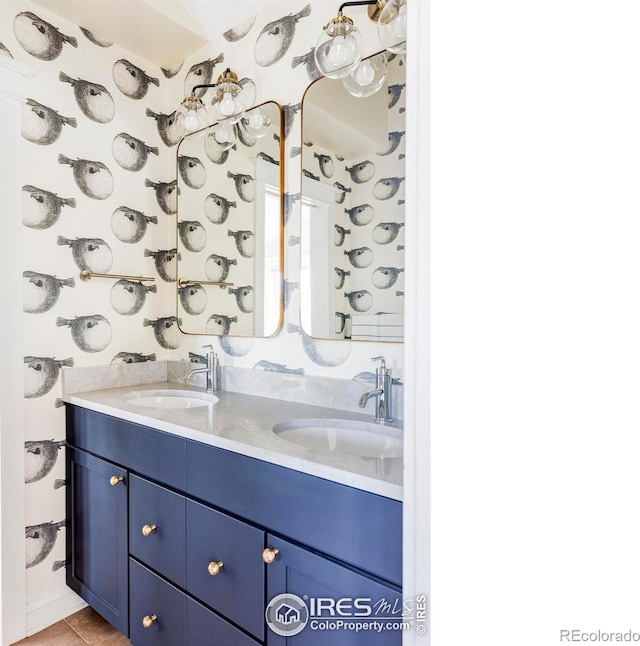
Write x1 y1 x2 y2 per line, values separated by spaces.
142 614 157 628
109 476 123 486
262 547 279 564
141 524 157 537
207 561 224 576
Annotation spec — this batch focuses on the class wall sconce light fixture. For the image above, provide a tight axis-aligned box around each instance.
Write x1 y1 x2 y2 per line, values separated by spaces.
176 92 208 133
177 67 257 140
315 0 407 97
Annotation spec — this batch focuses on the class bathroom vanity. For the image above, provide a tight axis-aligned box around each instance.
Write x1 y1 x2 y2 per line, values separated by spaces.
63 374 402 645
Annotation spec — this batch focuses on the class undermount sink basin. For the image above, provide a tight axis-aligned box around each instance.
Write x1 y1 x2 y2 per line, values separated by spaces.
122 389 219 410
273 418 403 458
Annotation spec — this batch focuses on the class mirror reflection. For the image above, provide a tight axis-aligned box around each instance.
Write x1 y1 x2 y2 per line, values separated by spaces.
176 101 283 337
300 54 405 342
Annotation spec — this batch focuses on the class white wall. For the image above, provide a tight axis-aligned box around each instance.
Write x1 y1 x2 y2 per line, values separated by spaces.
432 1 640 644
0 54 33 646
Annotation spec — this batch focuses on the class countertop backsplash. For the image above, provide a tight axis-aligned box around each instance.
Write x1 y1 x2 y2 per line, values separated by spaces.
63 361 403 421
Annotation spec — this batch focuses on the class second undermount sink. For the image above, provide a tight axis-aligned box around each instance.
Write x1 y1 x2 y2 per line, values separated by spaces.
273 418 403 458
122 389 219 410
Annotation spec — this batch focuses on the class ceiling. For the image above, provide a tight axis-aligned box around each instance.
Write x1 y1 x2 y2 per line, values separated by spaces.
28 0 266 68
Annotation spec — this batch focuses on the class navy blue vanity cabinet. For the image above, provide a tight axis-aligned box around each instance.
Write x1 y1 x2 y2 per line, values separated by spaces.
67 406 402 645
265 536 402 645
66 448 129 636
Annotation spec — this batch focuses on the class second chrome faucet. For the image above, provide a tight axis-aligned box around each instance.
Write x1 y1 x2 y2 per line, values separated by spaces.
358 356 394 424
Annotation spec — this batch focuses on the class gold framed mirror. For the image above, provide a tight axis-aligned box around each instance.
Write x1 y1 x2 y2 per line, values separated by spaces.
175 101 284 337
299 54 405 342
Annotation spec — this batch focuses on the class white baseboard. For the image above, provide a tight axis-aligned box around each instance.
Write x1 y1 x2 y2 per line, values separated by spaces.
26 586 87 637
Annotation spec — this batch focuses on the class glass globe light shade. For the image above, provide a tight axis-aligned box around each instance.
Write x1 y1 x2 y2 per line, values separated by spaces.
237 78 257 112
176 95 208 135
343 52 388 98
209 120 236 151
210 76 243 122
378 0 407 54
314 13 363 79
239 107 271 139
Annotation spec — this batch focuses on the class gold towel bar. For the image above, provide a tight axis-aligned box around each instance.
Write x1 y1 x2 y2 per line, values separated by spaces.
80 270 155 282
178 279 233 290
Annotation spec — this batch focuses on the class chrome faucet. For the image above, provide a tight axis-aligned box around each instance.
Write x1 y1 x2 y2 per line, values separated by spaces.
358 356 393 424
186 346 220 393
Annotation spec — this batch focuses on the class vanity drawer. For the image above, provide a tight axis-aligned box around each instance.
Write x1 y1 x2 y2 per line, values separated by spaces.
130 475 186 587
186 440 402 586
130 559 185 646
186 597 260 646
186 499 265 641
66 406 187 490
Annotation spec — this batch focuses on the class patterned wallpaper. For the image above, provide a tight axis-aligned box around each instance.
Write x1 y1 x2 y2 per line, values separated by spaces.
1 0 405 605
167 2 406 371
1 0 174 600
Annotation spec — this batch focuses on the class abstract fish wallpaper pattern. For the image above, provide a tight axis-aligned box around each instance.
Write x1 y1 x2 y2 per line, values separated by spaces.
167 2 405 367
2 0 404 604
2 0 174 599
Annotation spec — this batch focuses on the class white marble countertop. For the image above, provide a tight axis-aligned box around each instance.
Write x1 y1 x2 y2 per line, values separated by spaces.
63 381 403 501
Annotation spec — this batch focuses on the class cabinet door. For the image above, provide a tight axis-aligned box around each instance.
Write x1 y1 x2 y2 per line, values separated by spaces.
186 499 265 641
66 449 128 636
130 559 186 646
265 536 403 645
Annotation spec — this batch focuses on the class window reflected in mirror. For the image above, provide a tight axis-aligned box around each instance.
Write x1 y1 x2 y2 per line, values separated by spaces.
176 101 283 337
300 54 405 343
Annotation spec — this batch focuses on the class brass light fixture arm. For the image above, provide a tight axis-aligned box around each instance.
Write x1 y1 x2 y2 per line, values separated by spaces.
337 0 395 23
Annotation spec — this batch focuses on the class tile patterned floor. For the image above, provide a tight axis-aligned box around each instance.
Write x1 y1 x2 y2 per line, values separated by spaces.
12 607 131 646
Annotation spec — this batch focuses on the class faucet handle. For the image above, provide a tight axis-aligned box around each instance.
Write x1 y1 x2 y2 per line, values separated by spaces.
371 356 387 371
202 344 216 361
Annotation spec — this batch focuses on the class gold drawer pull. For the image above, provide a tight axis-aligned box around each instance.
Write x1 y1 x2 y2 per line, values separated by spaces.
109 476 123 486
262 547 279 564
142 614 157 628
142 524 157 537
207 561 224 576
